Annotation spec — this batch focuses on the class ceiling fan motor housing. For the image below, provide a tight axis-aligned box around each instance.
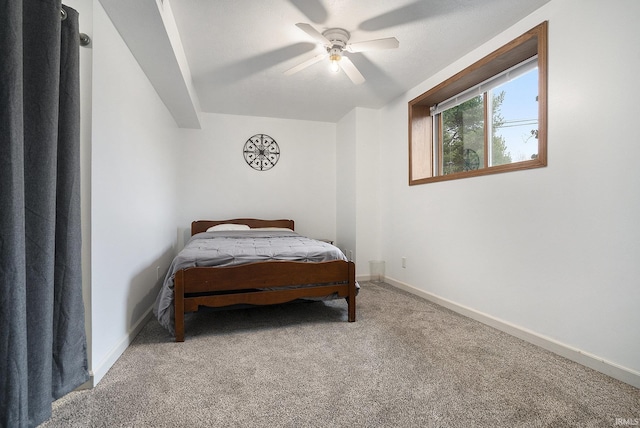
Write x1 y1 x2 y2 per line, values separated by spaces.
322 28 350 51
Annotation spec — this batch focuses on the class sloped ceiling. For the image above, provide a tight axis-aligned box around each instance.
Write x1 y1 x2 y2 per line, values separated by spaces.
100 0 551 125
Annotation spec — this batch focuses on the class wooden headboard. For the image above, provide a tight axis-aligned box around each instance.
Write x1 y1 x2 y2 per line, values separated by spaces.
191 218 295 236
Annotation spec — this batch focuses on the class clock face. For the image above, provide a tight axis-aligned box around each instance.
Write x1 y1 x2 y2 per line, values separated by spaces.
243 134 280 171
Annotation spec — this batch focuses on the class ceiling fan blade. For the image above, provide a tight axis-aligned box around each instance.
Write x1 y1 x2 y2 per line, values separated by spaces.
339 57 365 85
347 37 399 53
284 53 327 75
295 23 330 45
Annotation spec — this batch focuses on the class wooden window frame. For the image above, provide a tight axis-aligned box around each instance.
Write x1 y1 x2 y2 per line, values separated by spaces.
409 21 548 185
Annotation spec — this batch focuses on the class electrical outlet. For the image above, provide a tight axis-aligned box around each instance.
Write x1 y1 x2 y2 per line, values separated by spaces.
156 266 160 280
402 257 406 268
348 250 353 261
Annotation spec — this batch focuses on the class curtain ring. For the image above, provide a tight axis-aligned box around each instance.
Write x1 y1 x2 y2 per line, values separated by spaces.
61 8 67 20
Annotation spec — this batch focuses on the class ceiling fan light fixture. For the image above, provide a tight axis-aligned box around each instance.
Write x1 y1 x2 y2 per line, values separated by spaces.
329 49 342 73
329 58 340 73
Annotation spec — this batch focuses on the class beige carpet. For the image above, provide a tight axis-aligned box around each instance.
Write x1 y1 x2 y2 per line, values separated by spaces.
42 282 639 427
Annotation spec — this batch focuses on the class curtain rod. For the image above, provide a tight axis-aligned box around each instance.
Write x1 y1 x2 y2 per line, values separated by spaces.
61 6 91 47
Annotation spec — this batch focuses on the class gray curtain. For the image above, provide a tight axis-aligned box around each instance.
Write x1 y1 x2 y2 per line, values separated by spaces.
0 1 89 427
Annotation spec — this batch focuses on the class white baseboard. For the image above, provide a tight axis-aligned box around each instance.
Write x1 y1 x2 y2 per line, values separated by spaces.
90 307 154 386
381 276 640 390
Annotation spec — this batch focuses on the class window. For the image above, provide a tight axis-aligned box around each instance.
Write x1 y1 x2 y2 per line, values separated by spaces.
409 22 547 185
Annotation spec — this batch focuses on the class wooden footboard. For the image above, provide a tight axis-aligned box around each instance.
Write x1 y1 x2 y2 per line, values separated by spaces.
174 260 356 342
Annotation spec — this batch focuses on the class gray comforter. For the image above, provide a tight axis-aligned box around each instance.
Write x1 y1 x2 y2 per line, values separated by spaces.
153 229 349 334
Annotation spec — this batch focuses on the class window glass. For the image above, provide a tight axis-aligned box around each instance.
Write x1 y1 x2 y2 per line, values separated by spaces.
491 68 539 165
441 96 484 175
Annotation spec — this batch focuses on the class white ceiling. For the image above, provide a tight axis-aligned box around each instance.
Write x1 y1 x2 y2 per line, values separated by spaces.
117 0 552 123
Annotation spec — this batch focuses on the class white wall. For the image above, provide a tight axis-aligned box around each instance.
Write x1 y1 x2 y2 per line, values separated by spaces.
175 112 337 243
336 109 357 263
354 108 381 274
336 107 382 277
89 0 181 384
374 0 640 386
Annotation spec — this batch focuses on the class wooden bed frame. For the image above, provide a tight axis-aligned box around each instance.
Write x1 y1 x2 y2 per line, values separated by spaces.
174 218 356 342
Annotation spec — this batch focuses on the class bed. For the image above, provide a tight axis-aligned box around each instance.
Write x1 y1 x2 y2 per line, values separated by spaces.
153 218 357 341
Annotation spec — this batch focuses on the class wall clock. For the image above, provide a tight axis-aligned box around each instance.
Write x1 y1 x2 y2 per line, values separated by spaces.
243 134 280 171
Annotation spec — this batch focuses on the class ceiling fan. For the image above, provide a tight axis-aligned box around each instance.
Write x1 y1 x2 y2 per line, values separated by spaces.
284 23 399 85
